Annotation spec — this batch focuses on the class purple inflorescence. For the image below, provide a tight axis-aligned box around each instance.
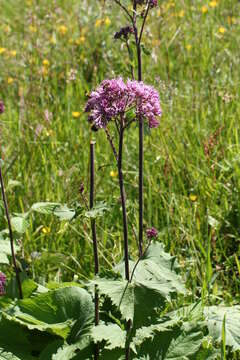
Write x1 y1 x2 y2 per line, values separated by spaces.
0 272 6 296
135 0 158 7
114 26 134 40
85 78 161 129
126 80 162 128
0 101 4 114
149 0 158 8
146 227 158 239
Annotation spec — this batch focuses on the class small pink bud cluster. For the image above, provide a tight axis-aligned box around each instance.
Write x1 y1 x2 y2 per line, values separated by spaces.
146 227 158 239
0 272 6 296
85 78 162 129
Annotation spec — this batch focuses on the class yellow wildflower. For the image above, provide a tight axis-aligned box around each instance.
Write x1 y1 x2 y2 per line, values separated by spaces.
3 25 11 33
9 50 17 57
186 44 192 51
46 129 53 137
227 16 236 25
201 6 208 13
110 170 118 178
7 77 14 84
42 59 50 66
58 25 68 35
42 66 48 76
72 111 81 118
218 26 226 34
42 226 50 234
29 25 37 33
189 194 197 202
105 17 111 26
152 39 161 46
50 35 56 44
95 19 103 28
209 1 218 8
0 48 6 55
75 36 85 45
178 10 185 18
157 9 161 17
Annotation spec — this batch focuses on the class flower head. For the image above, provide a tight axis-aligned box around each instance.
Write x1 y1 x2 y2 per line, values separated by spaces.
0 272 6 296
150 0 158 7
0 101 4 114
126 80 162 128
146 227 158 239
85 78 161 129
114 26 134 40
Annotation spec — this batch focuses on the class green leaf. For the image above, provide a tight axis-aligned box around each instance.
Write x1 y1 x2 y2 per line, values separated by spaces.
115 242 186 296
0 349 29 360
31 202 61 214
31 202 75 220
0 237 20 264
205 306 240 351
5 274 38 299
164 329 204 359
11 217 29 234
85 201 109 219
93 243 185 329
39 340 64 360
2 286 94 339
141 43 151 56
53 205 75 221
92 324 126 350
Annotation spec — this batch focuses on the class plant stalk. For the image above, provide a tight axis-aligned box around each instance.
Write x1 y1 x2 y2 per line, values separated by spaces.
118 126 130 281
0 165 23 299
90 141 99 360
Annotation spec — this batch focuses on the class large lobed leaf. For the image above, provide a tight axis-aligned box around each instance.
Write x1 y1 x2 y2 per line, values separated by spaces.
2 286 94 339
205 305 240 351
93 242 186 328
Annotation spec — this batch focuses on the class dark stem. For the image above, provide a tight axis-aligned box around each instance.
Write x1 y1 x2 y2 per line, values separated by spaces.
132 1 144 257
125 40 135 80
0 165 23 299
138 1 151 45
105 128 118 162
113 0 133 21
130 239 152 283
118 126 130 281
90 141 99 360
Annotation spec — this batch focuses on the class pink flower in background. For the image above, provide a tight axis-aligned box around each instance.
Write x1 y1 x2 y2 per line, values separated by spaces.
85 78 161 129
0 272 6 296
0 101 4 114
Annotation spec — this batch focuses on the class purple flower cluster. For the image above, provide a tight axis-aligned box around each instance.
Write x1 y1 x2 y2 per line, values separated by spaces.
135 0 158 7
146 227 158 239
85 78 161 129
0 101 4 114
149 0 158 7
0 272 6 296
114 26 134 40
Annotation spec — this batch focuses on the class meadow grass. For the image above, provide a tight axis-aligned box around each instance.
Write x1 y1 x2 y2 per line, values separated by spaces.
0 0 239 302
